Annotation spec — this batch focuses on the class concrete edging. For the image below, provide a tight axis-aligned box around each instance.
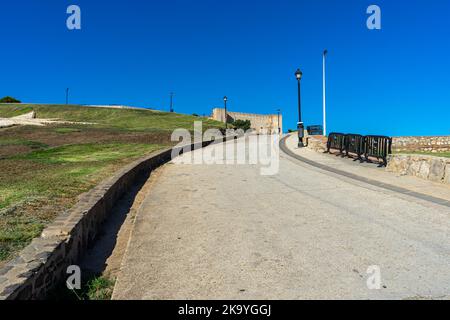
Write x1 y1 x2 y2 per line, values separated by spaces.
0 136 234 300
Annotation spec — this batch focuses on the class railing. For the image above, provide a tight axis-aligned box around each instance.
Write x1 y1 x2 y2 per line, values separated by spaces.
345 134 365 160
326 133 392 166
364 135 392 166
327 133 346 153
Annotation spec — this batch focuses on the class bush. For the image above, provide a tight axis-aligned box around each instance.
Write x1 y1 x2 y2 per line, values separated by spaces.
0 96 21 103
232 119 251 131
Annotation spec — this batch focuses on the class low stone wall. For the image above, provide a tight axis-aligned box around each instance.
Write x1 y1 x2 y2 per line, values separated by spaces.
387 154 450 185
392 136 450 153
305 135 327 152
0 136 234 300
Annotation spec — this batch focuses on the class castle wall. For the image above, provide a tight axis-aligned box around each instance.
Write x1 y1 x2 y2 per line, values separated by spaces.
211 108 282 134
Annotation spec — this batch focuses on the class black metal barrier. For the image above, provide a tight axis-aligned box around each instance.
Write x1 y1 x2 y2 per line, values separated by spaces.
327 133 346 154
345 134 365 161
326 133 392 166
364 135 392 166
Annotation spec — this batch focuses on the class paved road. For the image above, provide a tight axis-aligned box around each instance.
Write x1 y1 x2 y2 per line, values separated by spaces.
113 136 450 299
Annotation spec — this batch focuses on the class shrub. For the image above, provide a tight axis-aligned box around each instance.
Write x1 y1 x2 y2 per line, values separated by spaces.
0 96 21 103
232 119 251 131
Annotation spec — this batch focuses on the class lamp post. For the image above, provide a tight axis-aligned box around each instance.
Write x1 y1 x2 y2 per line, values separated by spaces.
223 96 228 129
322 50 328 136
295 69 304 147
169 92 174 113
276 108 281 134
66 88 69 105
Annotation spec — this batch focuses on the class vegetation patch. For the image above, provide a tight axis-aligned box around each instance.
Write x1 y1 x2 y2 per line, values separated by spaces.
397 151 450 158
20 143 161 164
0 104 223 266
48 274 115 300
54 127 82 134
0 96 21 103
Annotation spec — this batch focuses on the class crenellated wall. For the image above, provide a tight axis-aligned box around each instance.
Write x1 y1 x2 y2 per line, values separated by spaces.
211 108 282 134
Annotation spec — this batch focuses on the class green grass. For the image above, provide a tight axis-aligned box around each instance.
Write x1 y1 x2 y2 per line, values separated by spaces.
47 274 115 300
86 276 115 300
0 104 224 266
54 127 81 134
0 138 48 149
0 143 162 262
0 105 33 117
0 104 223 132
19 143 161 164
396 151 450 158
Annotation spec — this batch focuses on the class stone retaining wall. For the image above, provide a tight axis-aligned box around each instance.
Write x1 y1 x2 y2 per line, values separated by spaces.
0 136 233 300
302 135 450 154
305 135 327 152
392 136 450 153
387 154 450 185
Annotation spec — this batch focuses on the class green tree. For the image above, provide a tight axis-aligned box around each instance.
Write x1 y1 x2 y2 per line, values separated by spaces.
232 119 251 131
0 96 21 103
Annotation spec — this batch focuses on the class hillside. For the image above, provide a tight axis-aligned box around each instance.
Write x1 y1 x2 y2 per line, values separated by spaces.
0 104 223 266
0 104 221 132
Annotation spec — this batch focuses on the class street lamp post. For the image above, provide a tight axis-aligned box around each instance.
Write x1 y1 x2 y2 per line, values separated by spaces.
323 50 328 136
170 92 174 113
223 96 228 129
295 69 304 147
66 88 69 105
277 108 281 134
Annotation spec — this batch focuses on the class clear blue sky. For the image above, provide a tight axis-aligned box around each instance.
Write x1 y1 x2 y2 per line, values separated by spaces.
1 0 449 136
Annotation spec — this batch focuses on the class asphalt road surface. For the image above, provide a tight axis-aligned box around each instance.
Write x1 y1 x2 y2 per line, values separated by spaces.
113 136 450 300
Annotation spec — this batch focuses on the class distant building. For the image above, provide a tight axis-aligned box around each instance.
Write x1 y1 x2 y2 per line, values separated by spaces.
211 108 282 134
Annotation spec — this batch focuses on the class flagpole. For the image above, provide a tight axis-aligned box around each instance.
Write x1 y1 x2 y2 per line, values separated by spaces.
322 49 327 137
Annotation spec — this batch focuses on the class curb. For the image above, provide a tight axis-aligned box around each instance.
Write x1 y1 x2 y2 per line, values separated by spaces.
279 135 450 208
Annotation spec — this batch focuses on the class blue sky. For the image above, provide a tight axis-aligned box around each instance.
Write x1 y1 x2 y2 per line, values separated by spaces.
0 0 449 136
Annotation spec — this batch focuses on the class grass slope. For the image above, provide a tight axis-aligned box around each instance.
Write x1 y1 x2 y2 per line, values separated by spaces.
0 104 221 132
0 104 223 265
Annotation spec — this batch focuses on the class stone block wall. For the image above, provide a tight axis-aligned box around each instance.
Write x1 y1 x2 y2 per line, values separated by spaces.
387 154 450 185
305 135 327 152
211 108 282 134
392 136 450 153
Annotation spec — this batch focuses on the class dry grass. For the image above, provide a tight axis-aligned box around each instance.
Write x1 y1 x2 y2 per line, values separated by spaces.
0 104 223 266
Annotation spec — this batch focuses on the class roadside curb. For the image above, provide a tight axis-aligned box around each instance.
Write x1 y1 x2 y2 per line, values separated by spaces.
280 134 450 208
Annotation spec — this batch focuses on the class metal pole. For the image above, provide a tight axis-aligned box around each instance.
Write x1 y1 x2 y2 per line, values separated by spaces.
323 50 327 136
224 98 227 129
170 92 174 113
277 109 281 134
66 88 69 105
297 79 301 124
297 78 304 147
